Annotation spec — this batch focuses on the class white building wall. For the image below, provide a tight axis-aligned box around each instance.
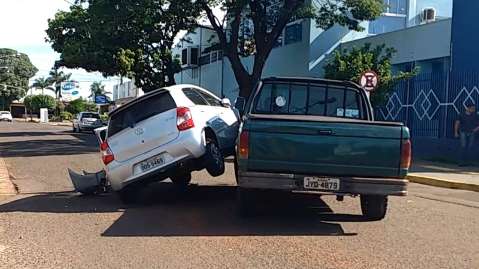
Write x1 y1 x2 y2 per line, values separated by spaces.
340 19 452 65
175 20 310 102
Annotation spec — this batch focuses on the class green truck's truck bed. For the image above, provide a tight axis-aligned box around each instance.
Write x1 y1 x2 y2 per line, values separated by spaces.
242 115 409 179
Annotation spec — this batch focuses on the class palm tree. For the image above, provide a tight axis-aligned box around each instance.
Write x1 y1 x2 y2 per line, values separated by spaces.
47 68 72 99
89 81 111 99
31 77 54 95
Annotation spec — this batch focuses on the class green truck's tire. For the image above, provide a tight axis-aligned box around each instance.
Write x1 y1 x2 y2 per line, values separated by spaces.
360 195 388 221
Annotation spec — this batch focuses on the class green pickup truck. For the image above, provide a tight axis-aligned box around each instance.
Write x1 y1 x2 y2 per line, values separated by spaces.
234 77 411 220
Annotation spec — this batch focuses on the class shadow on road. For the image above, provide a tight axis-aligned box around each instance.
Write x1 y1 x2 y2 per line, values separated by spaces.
0 130 99 157
0 131 75 137
0 182 363 237
0 138 98 157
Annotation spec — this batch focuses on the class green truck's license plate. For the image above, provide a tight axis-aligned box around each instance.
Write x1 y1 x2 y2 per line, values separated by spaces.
304 177 340 191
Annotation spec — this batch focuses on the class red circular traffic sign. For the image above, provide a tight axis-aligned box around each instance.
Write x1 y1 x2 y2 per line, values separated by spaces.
360 71 379 91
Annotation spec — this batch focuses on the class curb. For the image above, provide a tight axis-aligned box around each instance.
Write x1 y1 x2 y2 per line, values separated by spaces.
407 175 479 193
0 158 16 195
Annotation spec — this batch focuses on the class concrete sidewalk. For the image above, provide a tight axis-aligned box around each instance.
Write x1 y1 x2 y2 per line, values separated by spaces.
0 158 16 196
408 161 479 192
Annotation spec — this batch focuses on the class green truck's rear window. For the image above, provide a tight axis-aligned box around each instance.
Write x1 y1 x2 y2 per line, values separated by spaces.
253 82 364 119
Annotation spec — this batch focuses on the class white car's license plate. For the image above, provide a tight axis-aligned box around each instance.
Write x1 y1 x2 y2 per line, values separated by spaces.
304 177 340 191
136 154 166 174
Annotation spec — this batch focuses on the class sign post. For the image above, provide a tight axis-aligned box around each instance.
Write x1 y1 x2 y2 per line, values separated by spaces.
359 71 379 98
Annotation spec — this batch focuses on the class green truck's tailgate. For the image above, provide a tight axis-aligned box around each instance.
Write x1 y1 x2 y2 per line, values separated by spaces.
244 117 407 178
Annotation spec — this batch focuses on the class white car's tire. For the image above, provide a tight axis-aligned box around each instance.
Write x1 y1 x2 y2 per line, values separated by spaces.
204 141 225 177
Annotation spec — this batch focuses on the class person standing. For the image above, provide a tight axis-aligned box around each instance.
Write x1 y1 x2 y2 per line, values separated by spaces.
455 103 479 166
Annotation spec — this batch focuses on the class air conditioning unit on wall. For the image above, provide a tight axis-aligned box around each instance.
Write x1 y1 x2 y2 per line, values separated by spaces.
421 7 436 24
181 46 199 68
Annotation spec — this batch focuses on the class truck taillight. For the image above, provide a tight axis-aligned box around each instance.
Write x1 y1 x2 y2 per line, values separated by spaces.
400 139 411 169
177 107 194 131
100 140 115 165
239 131 249 159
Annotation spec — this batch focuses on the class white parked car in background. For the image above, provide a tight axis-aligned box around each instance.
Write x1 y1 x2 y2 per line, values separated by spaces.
73 112 104 132
100 84 239 203
0 111 13 122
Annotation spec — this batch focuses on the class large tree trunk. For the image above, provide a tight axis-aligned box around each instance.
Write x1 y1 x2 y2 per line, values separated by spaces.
165 56 176 87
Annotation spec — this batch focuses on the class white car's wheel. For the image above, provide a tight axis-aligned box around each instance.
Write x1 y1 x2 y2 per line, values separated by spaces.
204 140 225 177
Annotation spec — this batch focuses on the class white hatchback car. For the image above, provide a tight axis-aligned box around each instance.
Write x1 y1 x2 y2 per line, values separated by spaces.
101 84 239 203
0 111 13 122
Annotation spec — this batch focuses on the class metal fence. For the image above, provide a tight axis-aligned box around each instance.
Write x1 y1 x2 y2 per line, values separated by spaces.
377 71 479 138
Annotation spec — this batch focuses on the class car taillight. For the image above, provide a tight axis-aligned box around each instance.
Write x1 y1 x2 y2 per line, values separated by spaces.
100 140 115 165
177 107 194 131
100 140 108 151
400 139 411 169
239 131 249 159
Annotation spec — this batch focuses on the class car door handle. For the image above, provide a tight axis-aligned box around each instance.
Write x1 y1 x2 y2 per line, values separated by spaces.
317 129 334 135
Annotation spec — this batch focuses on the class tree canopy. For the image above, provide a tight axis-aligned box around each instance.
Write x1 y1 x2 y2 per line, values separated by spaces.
46 0 384 97
47 67 72 99
24 94 57 113
46 0 200 92
323 43 418 106
31 77 54 95
0 48 38 109
89 81 110 98
199 0 384 97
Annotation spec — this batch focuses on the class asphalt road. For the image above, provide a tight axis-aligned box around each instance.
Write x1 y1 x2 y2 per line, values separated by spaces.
0 122 478 269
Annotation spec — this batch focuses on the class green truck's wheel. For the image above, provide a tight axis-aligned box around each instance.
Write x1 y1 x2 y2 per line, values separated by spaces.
360 195 388 221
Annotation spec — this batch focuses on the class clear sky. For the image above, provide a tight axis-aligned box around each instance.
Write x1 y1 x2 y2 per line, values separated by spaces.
0 0 122 98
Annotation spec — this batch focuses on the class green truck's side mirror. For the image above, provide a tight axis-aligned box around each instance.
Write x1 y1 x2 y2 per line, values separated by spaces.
234 97 246 115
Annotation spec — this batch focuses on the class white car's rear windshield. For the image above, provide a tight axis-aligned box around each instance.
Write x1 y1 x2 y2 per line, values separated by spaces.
0 112 11 115
108 92 176 137
82 113 100 119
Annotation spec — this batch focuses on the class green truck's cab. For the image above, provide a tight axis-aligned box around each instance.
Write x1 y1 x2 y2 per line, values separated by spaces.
235 77 411 220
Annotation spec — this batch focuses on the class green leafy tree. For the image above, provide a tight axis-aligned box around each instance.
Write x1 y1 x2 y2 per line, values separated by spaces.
323 43 418 106
0 48 38 110
46 0 200 92
31 77 54 95
199 0 384 97
47 67 71 99
65 98 97 115
89 81 111 98
24 94 56 113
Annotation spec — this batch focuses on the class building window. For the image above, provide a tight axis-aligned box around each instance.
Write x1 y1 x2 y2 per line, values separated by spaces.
284 23 302 45
190 47 199 65
211 51 218 62
383 0 407 15
199 54 210 65
181 49 188 65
